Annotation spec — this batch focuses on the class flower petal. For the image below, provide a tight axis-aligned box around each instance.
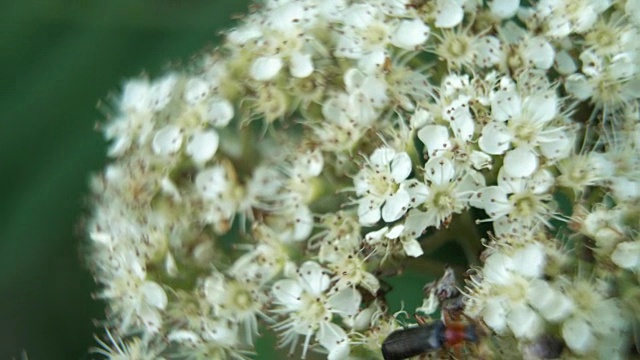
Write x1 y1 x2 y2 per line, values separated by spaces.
290 52 314 78
141 281 168 310
328 287 362 316
358 197 382 226
184 77 210 105
382 189 410 222
390 152 412 182
299 261 331 296
186 130 219 164
402 238 424 257
272 279 304 307
418 125 451 157
205 98 234 127
503 147 538 177
391 19 430 49
250 56 283 81
491 91 521 121
152 125 183 156
479 122 511 155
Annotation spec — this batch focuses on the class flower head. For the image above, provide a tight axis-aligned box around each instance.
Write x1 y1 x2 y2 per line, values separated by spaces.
86 0 640 358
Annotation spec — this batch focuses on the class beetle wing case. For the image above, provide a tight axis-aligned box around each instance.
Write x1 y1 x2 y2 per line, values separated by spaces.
381 320 446 360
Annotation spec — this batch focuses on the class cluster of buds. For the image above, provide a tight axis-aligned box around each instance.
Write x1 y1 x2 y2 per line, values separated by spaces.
86 0 640 358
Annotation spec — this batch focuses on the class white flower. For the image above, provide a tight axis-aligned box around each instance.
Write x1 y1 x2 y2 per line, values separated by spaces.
229 241 290 284
507 303 543 339
535 0 605 37
266 201 315 243
152 125 183 156
250 56 284 81
364 224 423 258
610 177 640 202
479 87 565 177
96 251 168 334
562 317 594 354
333 4 391 59
354 147 412 225
527 279 574 322
521 36 555 70
93 328 165 360
611 240 640 270
554 50 578 75
121 79 152 113
149 73 178 112
489 0 520 19
344 68 389 110
473 168 556 234
195 165 230 200
271 261 361 358
390 19 430 50
565 73 593 100
628 0 640 25
416 95 481 163
561 282 626 356
186 129 219 164
312 211 362 264
475 36 504 68
434 0 465 28
265 1 308 32
237 165 285 216
318 322 350 360
418 125 451 158
435 28 503 70
204 98 234 127
104 113 154 157
403 157 481 232
476 243 548 339
289 52 314 78
183 77 210 105
557 152 612 194
202 273 269 344
327 251 380 294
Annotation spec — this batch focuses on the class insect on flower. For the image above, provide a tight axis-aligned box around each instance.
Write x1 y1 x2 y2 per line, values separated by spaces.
381 317 479 360
382 267 482 359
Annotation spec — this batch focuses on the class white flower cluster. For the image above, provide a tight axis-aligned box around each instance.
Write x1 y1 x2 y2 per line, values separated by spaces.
87 0 640 359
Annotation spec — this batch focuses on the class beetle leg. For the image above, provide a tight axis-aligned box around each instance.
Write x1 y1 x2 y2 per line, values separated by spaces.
414 313 429 325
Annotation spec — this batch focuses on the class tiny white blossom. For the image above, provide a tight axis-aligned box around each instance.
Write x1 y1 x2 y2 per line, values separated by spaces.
121 79 151 113
289 52 314 78
354 147 412 225
404 156 480 231
186 130 219 164
195 165 230 200
611 240 640 270
390 19 430 50
434 0 464 28
149 73 178 111
473 168 556 234
479 87 563 177
250 56 284 81
521 36 555 70
473 243 549 339
152 125 183 156
204 98 235 127
489 0 520 19
271 261 361 358
562 317 595 354
183 77 210 105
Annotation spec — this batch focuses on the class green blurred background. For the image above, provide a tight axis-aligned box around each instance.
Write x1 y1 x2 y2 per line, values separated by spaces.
0 1 250 358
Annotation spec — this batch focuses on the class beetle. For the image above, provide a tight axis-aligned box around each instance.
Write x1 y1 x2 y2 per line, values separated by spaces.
381 318 478 360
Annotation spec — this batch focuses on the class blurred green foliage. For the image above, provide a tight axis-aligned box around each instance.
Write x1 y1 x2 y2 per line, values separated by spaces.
0 1 250 358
